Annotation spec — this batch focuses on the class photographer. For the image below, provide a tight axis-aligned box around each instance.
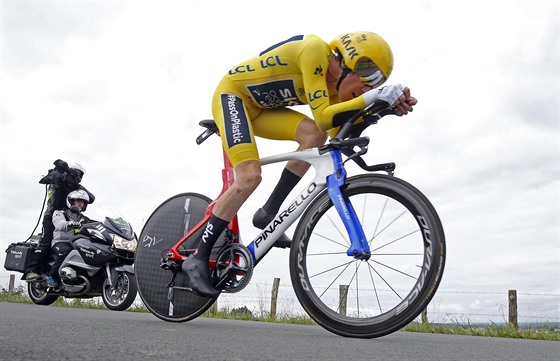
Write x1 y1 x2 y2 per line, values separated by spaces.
25 159 95 280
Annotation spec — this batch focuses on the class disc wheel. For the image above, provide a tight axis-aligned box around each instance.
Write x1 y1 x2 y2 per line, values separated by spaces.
135 193 224 322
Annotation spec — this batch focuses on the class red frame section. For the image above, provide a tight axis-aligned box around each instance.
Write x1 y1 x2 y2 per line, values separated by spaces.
167 146 239 266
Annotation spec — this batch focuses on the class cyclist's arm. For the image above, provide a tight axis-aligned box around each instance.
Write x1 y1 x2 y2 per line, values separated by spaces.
298 41 367 131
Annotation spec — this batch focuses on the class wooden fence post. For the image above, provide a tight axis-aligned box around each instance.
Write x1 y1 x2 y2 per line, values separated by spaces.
270 277 280 320
339 285 349 315
508 290 518 329
421 308 428 324
9 274 15 295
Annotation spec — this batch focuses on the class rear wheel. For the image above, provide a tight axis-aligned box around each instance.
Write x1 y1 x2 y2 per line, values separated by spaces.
290 174 445 338
135 193 224 322
27 280 59 305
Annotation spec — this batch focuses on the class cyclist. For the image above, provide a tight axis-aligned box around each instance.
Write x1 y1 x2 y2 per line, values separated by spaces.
183 31 417 297
25 159 95 280
47 189 92 288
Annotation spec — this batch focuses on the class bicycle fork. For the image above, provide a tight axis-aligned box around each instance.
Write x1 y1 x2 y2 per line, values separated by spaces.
327 150 371 260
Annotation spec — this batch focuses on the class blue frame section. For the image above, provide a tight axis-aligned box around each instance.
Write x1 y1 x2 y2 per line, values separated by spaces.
327 150 371 258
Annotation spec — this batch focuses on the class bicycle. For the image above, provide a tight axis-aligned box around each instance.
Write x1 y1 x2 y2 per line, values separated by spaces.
134 101 446 338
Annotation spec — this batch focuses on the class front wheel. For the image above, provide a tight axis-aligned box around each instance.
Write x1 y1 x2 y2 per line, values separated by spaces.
102 272 138 311
290 174 446 338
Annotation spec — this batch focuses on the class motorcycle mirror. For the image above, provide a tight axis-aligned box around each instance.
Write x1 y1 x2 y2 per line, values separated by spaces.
70 205 81 214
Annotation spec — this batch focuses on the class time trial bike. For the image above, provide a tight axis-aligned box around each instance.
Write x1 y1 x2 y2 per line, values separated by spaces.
134 101 446 338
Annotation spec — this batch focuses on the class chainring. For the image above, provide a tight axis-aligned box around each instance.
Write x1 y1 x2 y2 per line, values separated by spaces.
212 244 253 293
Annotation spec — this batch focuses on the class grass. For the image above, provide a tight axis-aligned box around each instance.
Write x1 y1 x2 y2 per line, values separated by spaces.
2 284 558 341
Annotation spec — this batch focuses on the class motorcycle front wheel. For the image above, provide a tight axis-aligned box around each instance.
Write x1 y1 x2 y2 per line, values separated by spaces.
102 272 138 311
28 280 59 305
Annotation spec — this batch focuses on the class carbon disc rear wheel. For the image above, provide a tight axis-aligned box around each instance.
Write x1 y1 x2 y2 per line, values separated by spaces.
135 193 219 322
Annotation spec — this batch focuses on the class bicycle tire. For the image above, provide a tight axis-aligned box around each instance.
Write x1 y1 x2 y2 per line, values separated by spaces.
135 192 221 322
289 174 445 338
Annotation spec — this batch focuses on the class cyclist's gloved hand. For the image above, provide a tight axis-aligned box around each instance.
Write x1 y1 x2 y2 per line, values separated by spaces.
363 84 405 106
363 85 417 117
378 84 406 106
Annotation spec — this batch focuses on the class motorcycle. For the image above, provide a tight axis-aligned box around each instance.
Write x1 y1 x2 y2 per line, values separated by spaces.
5 211 138 311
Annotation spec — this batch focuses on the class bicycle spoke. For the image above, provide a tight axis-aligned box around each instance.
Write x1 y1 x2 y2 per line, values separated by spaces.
313 260 354 298
325 213 350 246
372 197 388 239
334 261 361 315
308 259 353 281
367 264 383 313
366 261 404 301
369 209 407 244
369 258 418 279
312 230 348 249
307 251 348 256
371 229 420 252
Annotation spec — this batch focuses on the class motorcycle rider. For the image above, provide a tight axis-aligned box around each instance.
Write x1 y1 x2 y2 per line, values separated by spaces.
47 189 92 288
26 159 95 280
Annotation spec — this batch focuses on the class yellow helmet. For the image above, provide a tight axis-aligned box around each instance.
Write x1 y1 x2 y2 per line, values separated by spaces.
329 31 394 88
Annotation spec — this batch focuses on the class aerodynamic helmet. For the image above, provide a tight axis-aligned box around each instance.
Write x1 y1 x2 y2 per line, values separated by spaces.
329 31 394 88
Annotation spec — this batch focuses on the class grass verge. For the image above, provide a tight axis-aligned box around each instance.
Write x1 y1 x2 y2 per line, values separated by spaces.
2 284 558 341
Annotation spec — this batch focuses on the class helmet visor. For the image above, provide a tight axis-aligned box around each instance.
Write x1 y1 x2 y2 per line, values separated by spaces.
354 57 385 88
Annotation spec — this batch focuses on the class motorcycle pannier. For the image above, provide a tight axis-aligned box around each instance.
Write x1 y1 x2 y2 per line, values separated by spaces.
4 242 36 272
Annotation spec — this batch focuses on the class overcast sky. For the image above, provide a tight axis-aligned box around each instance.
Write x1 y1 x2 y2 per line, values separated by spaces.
1 0 558 324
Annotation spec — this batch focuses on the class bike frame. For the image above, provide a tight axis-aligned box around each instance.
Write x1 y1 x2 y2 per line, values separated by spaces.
168 142 371 266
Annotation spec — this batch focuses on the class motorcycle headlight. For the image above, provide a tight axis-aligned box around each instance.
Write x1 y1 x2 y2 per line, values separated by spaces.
112 235 138 252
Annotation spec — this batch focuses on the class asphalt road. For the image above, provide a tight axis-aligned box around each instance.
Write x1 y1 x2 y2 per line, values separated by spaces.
0 302 557 361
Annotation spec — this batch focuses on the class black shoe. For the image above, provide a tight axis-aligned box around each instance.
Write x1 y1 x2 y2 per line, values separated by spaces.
181 256 220 298
252 208 292 249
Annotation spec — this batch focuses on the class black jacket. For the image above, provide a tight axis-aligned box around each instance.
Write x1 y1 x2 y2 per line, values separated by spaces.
40 168 95 211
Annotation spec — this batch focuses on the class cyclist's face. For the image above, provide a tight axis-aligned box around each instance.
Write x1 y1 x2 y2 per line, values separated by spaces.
338 72 372 101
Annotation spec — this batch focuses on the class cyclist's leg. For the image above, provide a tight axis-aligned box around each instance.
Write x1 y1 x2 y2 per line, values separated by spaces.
251 111 328 236
182 86 262 297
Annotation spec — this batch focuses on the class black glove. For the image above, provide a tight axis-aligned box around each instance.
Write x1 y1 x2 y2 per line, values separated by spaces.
67 221 81 229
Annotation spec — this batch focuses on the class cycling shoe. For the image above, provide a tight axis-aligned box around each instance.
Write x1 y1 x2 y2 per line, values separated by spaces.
181 256 220 298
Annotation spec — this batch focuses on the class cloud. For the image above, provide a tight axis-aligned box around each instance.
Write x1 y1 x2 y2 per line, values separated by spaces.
2 1 123 76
